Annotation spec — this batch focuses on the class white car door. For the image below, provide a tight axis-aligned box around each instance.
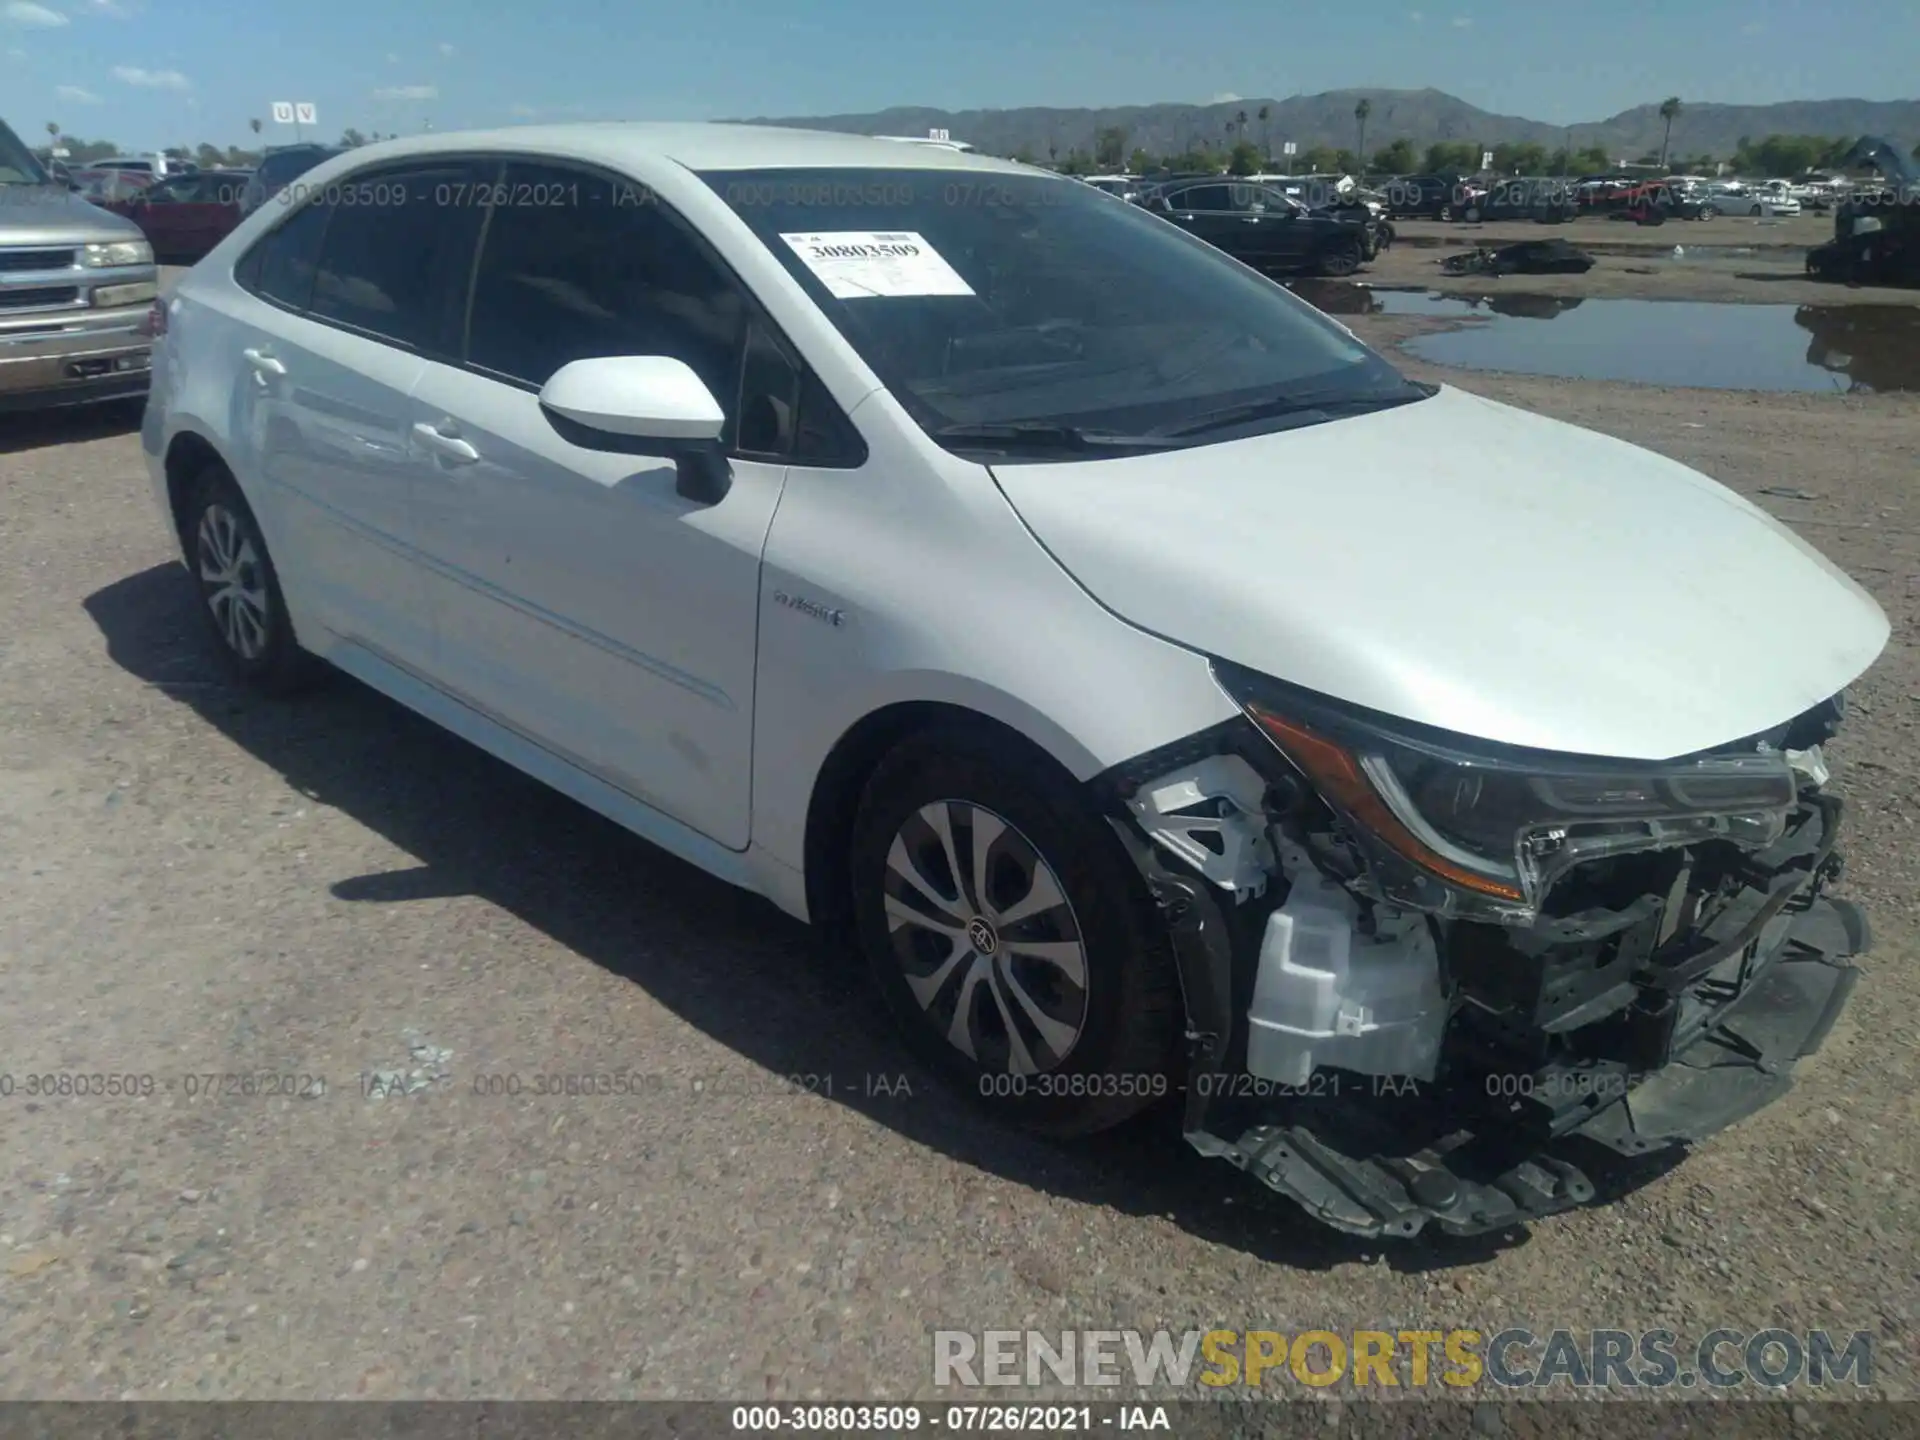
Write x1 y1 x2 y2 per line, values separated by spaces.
401 159 808 850
228 161 486 670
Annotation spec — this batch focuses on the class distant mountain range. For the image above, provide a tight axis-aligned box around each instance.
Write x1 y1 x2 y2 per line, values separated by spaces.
738 89 1920 163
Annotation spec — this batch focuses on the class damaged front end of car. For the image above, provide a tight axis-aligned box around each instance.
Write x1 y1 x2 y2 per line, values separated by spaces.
1096 661 1869 1240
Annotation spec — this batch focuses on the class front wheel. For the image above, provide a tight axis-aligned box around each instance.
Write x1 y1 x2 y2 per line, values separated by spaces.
1316 239 1364 277
1750 204 1765 217
1699 204 1719 219
1437 203 1453 222
184 467 318 694
849 730 1181 1136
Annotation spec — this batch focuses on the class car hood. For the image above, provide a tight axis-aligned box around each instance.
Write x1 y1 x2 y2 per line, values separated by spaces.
0 186 143 244
990 385 1889 760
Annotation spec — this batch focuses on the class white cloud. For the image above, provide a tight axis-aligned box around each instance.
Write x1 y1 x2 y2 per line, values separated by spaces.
1739 20 1763 32
5 43 25 56
1451 14 1472 25
508 102 539 117
3 2 68 27
437 40 454 56
1210 91 1241 104
374 84 437 101
1408 9 1423 19
55 82 99 102
385 50 398 63
84 0 136 15
113 64 191 89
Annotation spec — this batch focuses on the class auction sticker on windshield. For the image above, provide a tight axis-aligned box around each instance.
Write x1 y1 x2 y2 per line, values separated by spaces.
780 231 975 299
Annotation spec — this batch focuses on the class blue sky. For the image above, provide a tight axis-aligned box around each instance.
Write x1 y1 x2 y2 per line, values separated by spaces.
6 0 1916 150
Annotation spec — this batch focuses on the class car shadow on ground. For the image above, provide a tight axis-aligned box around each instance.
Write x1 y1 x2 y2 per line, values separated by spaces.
85 562 1687 1272
0 399 143 455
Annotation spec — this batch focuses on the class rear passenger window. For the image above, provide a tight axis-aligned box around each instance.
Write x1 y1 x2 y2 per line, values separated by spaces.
238 198 332 311
308 164 482 351
465 162 746 406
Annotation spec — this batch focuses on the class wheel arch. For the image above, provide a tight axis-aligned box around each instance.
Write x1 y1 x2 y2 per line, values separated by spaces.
161 427 232 555
799 696 1102 947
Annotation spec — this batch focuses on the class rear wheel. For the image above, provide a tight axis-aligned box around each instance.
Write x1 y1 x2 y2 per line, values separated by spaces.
849 729 1181 1136
1437 203 1453 222
1750 204 1765 217
1699 204 1719 219
183 467 318 695
1316 238 1364 277
1463 205 1482 223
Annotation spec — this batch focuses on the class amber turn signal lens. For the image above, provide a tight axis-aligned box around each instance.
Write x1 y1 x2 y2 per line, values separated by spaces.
1245 702 1527 902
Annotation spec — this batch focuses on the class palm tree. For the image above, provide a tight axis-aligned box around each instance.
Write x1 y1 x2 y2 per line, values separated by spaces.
1353 98 1372 178
1257 104 1271 163
1236 108 1248 147
45 121 57 141
1658 97 1682 170
249 116 262 138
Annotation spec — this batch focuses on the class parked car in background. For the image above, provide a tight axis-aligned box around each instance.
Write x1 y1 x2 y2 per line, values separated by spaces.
141 122 1887 1240
72 167 155 206
1082 174 1141 201
1379 174 1483 220
0 116 159 410
105 168 251 263
1704 181 1800 218
1141 178 1377 275
1462 177 1578 223
237 144 344 216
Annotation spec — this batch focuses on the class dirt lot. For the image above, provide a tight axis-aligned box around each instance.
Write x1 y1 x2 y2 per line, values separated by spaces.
0 262 1916 1405
1376 213 1919 307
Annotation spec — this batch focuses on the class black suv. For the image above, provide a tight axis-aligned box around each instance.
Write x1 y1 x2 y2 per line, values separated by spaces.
1140 179 1377 276
1379 174 1485 220
1463 177 1579 223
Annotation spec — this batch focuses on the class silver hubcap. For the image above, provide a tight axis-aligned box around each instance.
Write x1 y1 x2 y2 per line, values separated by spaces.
882 800 1089 1076
196 504 270 660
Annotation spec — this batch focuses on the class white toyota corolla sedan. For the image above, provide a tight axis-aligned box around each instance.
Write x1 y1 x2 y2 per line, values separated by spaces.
142 125 1888 1238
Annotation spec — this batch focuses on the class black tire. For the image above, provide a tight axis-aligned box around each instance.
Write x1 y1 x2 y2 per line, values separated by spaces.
182 465 319 695
1699 205 1719 219
1316 239 1363 277
849 727 1182 1137
1463 206 1481 223
1750 204 1764 217
1437 203 1453 222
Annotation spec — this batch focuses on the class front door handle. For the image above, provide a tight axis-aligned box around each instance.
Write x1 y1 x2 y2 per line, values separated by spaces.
242 347 286 377
411 421 480 464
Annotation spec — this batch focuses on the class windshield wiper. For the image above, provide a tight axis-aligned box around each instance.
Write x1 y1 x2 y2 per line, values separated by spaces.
1148 384 1434 439
930 421 1175 453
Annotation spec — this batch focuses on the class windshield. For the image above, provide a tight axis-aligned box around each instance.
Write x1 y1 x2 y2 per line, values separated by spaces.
0 119 50 185
701 165 1422 452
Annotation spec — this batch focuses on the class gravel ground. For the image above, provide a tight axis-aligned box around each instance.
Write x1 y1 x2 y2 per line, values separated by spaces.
1372 214 1916 307
0 265 1915 1404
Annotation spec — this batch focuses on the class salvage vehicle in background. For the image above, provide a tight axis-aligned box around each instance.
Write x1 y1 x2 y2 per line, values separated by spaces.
142 123 1886 1240
1141 178 1377 276
1462 177 1578 223
1807 137 1919 287
0 116 159 410
105 168 251 263
237 144 344 216
1380 173 1484 220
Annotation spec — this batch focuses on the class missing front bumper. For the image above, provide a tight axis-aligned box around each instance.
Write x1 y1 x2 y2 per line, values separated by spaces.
1187 894 1865 1239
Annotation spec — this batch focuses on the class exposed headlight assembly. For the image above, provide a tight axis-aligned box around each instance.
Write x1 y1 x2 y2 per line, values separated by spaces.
83 239 153 268
1213 661 1800 924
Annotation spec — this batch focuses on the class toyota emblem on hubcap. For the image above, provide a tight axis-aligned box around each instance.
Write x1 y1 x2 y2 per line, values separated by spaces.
966 916 999 954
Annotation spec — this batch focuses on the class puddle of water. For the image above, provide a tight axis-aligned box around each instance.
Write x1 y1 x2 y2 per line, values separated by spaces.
1363 292 1920 392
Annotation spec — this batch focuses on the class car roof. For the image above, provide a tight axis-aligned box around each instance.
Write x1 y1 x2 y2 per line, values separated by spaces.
325 122 1029 176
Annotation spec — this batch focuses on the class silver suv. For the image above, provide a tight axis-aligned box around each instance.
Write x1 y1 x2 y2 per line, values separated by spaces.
0 118 159 411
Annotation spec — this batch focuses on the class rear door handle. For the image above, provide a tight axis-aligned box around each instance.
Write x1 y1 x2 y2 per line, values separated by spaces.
411 421 480 464
242 347 286 377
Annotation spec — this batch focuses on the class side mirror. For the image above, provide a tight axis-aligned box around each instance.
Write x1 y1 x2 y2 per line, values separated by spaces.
539 355 732 505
